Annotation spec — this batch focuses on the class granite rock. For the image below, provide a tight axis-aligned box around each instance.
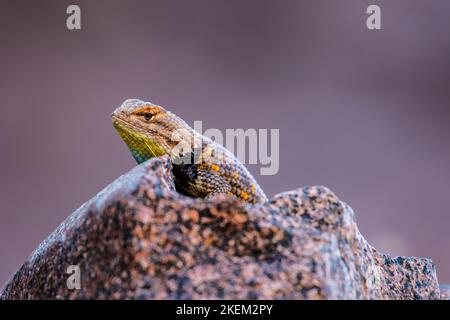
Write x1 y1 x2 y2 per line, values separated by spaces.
0 156 445 299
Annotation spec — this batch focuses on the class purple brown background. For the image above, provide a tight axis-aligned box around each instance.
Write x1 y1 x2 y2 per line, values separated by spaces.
1 0 449 286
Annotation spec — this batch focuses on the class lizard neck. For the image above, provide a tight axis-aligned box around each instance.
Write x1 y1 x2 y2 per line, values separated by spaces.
163 123 208 164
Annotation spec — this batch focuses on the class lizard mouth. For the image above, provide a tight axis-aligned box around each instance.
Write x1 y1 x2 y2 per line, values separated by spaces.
112 114 145 134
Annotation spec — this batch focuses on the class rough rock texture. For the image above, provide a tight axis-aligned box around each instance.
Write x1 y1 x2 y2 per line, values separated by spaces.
0 156 446 299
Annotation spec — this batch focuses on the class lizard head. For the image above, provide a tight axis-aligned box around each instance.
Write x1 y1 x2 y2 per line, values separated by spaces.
112 99 186 164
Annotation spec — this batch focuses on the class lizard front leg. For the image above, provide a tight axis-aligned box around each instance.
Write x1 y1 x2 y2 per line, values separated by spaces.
172 162 231 199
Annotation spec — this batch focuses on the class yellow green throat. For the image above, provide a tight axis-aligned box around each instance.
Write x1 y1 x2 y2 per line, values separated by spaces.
114 123 166 164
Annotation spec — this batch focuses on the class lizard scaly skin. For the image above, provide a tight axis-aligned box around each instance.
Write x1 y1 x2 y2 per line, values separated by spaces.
112 99 268 204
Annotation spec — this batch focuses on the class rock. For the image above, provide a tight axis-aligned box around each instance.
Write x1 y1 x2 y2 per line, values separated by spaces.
0 156 445 299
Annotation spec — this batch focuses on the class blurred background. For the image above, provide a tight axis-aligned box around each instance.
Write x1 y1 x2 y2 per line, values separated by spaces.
1 0 449 286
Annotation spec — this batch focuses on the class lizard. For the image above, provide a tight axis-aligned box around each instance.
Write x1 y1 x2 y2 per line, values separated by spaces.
112 98 268 204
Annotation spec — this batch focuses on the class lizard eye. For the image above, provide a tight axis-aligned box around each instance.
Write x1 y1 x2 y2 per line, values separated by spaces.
143 113 153 121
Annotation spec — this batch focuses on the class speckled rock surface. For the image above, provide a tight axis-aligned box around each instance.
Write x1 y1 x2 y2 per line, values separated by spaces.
0 156 444 299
